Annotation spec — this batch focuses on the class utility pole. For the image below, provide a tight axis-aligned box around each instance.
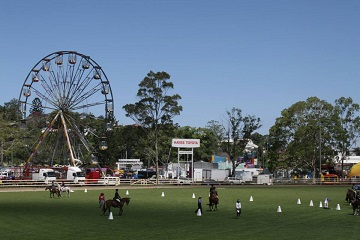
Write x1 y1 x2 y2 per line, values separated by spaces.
1 141 3 166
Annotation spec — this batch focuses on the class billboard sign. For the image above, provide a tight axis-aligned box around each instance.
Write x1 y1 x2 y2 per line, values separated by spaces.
171 139 200 148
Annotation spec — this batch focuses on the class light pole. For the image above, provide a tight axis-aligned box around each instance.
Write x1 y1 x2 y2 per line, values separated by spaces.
319 120 321 180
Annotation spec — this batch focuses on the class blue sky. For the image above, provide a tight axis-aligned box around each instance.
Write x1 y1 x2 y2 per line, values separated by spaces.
1 0 359 135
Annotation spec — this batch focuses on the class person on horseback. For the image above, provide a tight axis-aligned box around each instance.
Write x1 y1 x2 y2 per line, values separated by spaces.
51 181 56 191
209 184 219 204
113 189 121 206
209 184 216 194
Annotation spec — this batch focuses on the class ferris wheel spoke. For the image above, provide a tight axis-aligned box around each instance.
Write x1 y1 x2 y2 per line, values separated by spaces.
71 101 106 111
64 113 93 153
31 86 59 109
68 76 95 108
37 71 63 107
71 86 102 109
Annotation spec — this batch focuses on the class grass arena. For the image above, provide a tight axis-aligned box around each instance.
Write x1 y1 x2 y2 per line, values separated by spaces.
0 185 359 240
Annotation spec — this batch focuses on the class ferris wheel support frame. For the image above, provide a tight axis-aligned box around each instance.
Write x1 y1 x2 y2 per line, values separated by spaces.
23 111 61 177
59 111 76 167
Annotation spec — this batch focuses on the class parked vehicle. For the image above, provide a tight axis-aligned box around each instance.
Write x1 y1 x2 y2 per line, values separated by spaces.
210 169 229 182
224 177 245 185
0 169 15 180
252 174 273 185
31 168 56 182
175 177 192 185
66 166 85 183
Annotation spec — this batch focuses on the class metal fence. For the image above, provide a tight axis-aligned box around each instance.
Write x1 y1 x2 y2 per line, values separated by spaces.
0 177 358 189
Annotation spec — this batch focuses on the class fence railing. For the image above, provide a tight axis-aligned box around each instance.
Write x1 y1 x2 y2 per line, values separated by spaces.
0 177 358 189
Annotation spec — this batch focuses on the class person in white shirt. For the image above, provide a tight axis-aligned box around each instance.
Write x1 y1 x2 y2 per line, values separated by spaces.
236 199 242 218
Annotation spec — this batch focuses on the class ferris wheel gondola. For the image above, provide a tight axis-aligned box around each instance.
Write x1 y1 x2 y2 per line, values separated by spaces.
19 51 114 172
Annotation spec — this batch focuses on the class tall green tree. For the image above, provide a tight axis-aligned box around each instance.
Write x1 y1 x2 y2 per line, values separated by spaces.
333 97 360 176
223 107 262 175
269 97 335 181
206 120 225 155
29 97 44 115
1 98 21 121
123 71 182 182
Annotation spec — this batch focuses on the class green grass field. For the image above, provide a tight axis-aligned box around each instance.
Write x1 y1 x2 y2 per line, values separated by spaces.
0 185 359 240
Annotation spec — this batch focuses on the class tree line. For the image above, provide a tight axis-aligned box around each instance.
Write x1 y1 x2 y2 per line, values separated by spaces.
1 71 360 179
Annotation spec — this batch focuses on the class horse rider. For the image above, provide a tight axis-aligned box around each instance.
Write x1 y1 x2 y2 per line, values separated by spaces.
209 184 219 204
113 189 121 205
51 181 56 191
209 184 216 195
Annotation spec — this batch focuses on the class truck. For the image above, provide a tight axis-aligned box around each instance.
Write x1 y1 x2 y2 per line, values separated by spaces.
66 166 86 183
0 169 15 180
235 168 263 183
30 168 57 182
210 169 230 182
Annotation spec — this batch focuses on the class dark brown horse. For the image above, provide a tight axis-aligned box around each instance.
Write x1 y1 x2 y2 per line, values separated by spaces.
209 192 219 211
351 199 360 215
102 197 131 216
345 189 360 204
45 186 61 198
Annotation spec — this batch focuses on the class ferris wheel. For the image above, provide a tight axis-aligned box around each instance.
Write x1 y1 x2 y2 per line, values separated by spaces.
19 51 114 169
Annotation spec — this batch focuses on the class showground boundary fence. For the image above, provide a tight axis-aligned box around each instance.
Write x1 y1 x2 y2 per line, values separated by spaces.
0 177 358 189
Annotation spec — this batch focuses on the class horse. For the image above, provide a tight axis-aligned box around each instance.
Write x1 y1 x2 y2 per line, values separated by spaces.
60 186 71 197
209 192 219 211
102 198 131 216
57 183 71 197
346 189 356 203
45 186 61 198
351 199 360 215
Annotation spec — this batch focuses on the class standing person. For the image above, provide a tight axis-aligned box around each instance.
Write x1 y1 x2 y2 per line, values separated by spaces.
195 196 202 214
324 197 330 209
236 199 242 218
113 189 121 205
99 193 105 208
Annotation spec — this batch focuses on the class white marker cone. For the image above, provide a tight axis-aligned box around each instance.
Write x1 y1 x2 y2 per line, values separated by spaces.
297 198 301 205
249 196 253 202
161 192 165 197
319 201 323 208
108 212 113 220
309 200 313 206
277 206 282 213
197 209 202 216
336 204 341 210
126 190 129 195
192 193 195 198
84 188 87 193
